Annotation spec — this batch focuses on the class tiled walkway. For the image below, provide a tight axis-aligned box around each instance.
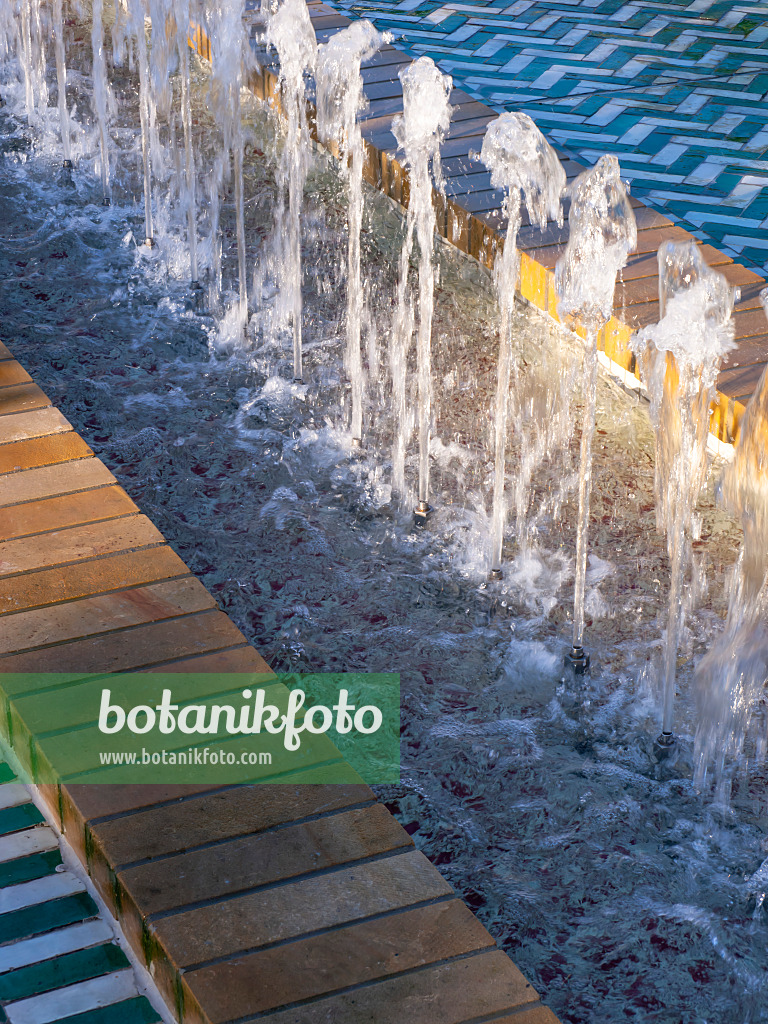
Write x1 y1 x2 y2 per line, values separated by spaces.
0 763 164 1024
324 0 768 275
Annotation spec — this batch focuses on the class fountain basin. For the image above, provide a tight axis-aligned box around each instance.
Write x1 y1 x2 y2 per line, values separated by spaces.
0 2 765 1024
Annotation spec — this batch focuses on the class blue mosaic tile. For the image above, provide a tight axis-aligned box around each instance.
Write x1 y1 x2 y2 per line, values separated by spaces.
329 0 768 275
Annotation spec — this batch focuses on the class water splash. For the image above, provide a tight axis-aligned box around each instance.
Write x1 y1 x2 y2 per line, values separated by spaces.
694 286 768 788
632 241 736 740
555 154 636 661
390 56 452 513
480 112 564 575
316 20 389 442
267 0 316 379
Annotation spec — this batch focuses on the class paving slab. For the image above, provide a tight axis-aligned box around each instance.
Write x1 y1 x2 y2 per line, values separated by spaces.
0 361 33 389
153 848 455 967
239 950 539 1024
0 516 164 577
0 407 72 444
0 431 93 474
118 803 411 915
0 485 138 541
0 609 249 674
0 546 190 616
0 459 116 508
87 783 372 863
0 383 51 417
184 900 495 1022
0 579 216 656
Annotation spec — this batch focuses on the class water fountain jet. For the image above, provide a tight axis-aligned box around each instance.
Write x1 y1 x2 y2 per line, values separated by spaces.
19 0 47 126
121 0 157 247
267 0 317 381
174 0 201 290
91 0 113 204
316 20 389 445
479 112 565 579
390 56 452 522
555 154 636 673
632 241 736 751
52 0 71 167
692 288 768 786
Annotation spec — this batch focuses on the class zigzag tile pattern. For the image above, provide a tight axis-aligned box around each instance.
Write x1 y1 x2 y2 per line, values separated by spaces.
324 0 768 275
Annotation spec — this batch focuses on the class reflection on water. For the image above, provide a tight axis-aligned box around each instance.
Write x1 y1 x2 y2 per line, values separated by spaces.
1 28 767 1024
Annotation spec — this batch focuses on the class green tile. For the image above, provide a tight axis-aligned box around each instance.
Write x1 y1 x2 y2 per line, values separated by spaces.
0 891 98 944
0 848 62 889
0 764 15 785
56 997 163 1024
0 803 45 836
0 943 129 1003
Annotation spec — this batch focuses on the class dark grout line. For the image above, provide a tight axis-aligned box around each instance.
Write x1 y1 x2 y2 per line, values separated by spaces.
458 1002 546 1024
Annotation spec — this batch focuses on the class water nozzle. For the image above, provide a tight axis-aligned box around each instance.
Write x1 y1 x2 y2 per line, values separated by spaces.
189 278 203 300
653 731 677 761
489 567 503 582
565 645 590 675
414 500 433 526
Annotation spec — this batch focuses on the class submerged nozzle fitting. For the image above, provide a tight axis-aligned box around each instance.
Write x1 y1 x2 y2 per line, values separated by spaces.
653 731 676 761
414 500 433 526
565 645 590 675
102 196 111 206
350 437 362 450
190 280 204 311
143 237 155 249
489 567 503 582
62 158 73 170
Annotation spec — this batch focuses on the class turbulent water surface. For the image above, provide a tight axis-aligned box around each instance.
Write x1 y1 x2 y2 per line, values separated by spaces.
1 34 768 1024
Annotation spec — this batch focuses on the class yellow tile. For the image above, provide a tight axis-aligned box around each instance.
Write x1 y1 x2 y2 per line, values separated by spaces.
547 275 560 324
732 399 747 444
